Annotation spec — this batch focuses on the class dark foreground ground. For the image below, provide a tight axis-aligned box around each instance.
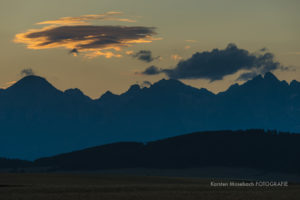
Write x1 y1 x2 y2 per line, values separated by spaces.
0 173 300 200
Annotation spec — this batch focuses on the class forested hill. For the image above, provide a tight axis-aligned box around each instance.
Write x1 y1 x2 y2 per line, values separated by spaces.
33 130 300 173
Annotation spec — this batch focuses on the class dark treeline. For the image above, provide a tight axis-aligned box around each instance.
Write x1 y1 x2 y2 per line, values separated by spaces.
0 158 32 169
27 129 300 173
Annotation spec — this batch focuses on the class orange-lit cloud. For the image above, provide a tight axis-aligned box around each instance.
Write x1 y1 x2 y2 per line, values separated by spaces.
184 45 191 50
85 51 122 59
126 50 134 55
185 40 197 43
14 13 158 59
171 54 182 61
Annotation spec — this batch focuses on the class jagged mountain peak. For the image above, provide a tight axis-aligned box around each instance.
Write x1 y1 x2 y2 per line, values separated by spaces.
152 78 184 88
149 78 203 95
64 88 91 101
99 90 118 100
101 90 115 97
241 72 284 88
219 72 288 96
128 84 141 92
290 80 300 87
122 84 141 96
64 88 84 96
263 72 281 83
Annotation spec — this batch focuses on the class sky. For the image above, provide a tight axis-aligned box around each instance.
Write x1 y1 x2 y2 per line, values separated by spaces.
0 0 299 98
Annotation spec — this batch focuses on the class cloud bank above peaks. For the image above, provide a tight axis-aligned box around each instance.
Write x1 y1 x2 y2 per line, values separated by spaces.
141 43 287 81
14 12 159 59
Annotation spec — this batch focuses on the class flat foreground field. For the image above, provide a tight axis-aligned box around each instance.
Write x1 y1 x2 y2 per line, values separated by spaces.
0 173 300 200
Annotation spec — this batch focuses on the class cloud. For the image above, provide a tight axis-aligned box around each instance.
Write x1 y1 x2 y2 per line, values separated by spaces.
286 52 300 55
185 40 197 43
260 47 267 52
14 13 158 59
20 68 35 77
140 65 161 75
170 54 182 61
126 50 134 55
236 71 259 81
131 50 159 62
85 51 122 59
69 48 79 56
140 43 287 81
37 12 136 25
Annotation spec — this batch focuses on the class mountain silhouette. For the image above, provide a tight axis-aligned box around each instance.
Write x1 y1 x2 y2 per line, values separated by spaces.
5 75 63 101
1 73 300 160
6 75 57 92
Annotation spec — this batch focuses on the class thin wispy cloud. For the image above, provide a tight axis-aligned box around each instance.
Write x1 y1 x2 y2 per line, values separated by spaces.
85 51 122 59
285 52 300 55
37 12 136 25
14 12 159 59
185 40 197 43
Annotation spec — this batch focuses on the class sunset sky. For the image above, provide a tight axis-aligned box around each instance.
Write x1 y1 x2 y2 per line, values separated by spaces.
1 0 299 98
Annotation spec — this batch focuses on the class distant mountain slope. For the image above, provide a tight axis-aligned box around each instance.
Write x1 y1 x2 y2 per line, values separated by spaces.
1 72 300 159
34 130 300 173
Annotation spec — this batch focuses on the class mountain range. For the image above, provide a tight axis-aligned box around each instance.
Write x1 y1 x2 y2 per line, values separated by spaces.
0 72 300 159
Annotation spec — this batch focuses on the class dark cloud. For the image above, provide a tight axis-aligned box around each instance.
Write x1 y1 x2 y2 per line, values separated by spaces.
260 47 267 52
140 65 161 75
70 48 79 56
20 68 35 77
141 43 286 81
132 50 158 62
15 25 156 58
